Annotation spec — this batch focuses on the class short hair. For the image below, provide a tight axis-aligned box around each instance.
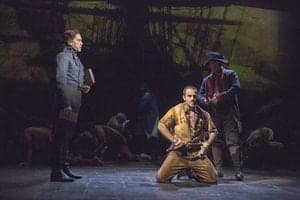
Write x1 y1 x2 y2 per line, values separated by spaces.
182 85 197 96
63 29 80 43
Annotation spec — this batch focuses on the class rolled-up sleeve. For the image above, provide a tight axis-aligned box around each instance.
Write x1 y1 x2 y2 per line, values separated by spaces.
159 108 175 131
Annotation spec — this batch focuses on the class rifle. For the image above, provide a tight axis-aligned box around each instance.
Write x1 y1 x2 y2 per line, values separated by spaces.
166 132 208 159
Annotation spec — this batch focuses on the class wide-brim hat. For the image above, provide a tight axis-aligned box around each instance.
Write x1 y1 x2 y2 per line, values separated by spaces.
204 51 229 66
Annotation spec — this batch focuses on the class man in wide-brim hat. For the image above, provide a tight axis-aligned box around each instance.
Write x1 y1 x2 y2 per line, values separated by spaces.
203 51 229 66
197 51 244 181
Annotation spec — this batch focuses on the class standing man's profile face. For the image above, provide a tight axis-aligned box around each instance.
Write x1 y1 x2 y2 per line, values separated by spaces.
208 61 221 73
68 34 83 52
183 88 197 107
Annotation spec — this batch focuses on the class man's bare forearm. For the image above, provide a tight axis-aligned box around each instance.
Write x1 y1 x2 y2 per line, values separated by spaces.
158 122 174 142
206 132 216 146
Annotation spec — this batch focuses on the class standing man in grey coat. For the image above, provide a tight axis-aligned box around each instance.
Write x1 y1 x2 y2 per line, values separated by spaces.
50 29 91 182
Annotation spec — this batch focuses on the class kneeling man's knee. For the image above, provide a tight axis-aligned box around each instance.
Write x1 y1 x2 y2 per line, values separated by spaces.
156 173 170 183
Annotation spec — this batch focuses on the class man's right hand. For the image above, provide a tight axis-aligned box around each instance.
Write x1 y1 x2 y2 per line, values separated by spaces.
173 136 185 146
166 137 186 153
199 97 209 107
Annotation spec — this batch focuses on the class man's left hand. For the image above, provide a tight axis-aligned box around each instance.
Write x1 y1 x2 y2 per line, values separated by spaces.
197 141 209 158
201 141 209 150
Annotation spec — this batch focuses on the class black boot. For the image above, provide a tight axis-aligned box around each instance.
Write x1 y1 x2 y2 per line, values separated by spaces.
229 145 244 181
50 168 74 182
62 164 82 179
235 171 244 181
216 168 224 178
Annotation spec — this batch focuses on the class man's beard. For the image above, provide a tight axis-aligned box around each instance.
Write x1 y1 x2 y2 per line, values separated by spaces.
187 102 196 108
183 102 197 114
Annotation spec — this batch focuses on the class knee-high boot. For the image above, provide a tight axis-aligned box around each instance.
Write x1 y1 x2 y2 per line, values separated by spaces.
228 145 244 181
212 146 224 177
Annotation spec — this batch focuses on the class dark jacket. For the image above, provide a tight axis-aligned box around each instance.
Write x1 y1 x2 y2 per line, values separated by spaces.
197 68 240 117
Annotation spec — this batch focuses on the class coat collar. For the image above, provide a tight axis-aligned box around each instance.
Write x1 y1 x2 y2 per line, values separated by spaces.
63 46 77 54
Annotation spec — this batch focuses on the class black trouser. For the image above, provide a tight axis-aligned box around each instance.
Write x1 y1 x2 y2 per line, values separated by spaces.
51 89 81 170
52 118 77 169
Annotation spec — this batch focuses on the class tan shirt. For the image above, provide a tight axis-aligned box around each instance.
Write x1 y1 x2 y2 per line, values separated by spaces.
160 103 217 157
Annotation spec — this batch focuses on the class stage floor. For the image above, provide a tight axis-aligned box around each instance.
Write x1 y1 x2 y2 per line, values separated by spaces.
0 162 299 200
